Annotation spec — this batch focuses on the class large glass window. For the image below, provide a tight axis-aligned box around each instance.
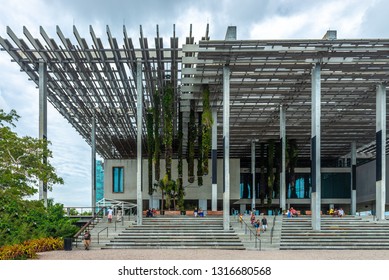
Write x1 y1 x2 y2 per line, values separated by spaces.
287 172 351 199
112 167 124 193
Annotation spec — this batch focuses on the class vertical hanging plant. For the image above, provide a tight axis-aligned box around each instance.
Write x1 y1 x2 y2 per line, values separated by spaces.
177 111 185 210
260 143 266 206
153 90 161 182
201 85 212 175
146 110 154 196
267 140 275 205
197 112 203 186
274 141 281 199
288 139 298 198
187 100 196 183
163 82 174 179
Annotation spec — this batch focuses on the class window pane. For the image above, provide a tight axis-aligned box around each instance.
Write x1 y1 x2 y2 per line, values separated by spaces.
113 167 124 193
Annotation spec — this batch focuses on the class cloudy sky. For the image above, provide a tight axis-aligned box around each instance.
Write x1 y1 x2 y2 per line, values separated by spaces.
0 0 388 207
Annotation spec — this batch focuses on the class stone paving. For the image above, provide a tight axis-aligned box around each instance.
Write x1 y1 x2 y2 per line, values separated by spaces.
37 248 389 260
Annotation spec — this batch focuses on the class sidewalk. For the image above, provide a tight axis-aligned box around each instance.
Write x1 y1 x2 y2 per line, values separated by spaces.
37 248 389 260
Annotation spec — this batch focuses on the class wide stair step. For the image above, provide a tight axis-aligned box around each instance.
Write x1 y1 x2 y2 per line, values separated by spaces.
101 216 245 250
280 216 389 250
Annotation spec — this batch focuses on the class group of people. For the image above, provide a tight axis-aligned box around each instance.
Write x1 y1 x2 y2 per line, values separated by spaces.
247 212 268 236
194 208 204 217
328 207 344 217
286 207 299 218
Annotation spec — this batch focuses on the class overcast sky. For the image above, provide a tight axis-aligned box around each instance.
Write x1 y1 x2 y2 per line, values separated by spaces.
1 0 388 207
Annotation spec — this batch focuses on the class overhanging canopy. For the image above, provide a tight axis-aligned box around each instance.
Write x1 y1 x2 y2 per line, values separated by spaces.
1 25 388 162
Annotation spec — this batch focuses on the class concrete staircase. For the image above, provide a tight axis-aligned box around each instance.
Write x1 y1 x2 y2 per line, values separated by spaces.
280 215 389 250
230 215 282 251
101 216 245 250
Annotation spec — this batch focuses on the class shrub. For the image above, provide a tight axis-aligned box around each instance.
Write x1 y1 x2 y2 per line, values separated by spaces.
0 237 64 260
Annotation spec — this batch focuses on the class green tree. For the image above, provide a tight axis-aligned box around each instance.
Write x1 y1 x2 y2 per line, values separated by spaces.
0 109 63 196
0 109 76 247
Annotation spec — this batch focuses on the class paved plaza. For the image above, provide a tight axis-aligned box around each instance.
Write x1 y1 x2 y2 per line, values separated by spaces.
37 248 389 260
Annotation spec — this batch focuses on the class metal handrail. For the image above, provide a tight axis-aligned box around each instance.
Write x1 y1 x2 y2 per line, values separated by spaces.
97 227 108 244
270 215 277 244
114 216 124 231
73 207 105 247
240 218 261 251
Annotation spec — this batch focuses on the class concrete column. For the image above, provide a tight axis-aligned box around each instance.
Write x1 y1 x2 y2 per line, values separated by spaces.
211 108 218 211
223 65 231 230
351 142 356 215
280 105 286 211
137 60 143 225
311 63 321 231
376 84 386 221
240 204 246 215
39 61 48 207
91 114 96 213
199 199 207 213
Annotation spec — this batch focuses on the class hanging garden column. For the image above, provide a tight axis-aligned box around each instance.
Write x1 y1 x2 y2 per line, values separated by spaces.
376 84 386 221
39 61 48 207
212 108 218 211
311 62 321 231
136 59 143 225
223 65 231 230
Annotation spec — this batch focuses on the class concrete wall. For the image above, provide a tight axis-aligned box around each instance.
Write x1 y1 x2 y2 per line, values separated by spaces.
104 158 240 201
356 155 389 205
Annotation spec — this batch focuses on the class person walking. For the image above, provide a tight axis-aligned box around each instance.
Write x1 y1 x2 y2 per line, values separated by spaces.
107 207 113 223
261 216 268 233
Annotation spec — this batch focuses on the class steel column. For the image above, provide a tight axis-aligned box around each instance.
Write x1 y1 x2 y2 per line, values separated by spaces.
39 61 48 207
211 108 218 211
311 63 321 231
223 65 230 230
251 140 256 211
376 84 386 221
280 105 286 212
91 114 96 212
137 60 143 225
351 141 356 215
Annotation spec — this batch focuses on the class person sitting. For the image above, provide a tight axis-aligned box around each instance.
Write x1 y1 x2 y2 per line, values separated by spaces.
146 208 153 217
194 208 198 217
290 207 298 217
328 208 334 216
338 208 344 217
286 209 292 218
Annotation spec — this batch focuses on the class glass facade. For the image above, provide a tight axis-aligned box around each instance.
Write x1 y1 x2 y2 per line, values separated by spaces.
112 166 124 193
286 172 351 199
96 160 104 202
240 171 351 200
240 173 262 199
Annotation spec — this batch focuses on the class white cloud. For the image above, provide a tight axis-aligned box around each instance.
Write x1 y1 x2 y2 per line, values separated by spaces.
249 0 373 39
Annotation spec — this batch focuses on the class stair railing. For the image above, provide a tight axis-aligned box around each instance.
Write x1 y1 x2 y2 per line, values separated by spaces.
270 215 277 244
73 207 105 248
240 218 262 251
97 227 109 244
